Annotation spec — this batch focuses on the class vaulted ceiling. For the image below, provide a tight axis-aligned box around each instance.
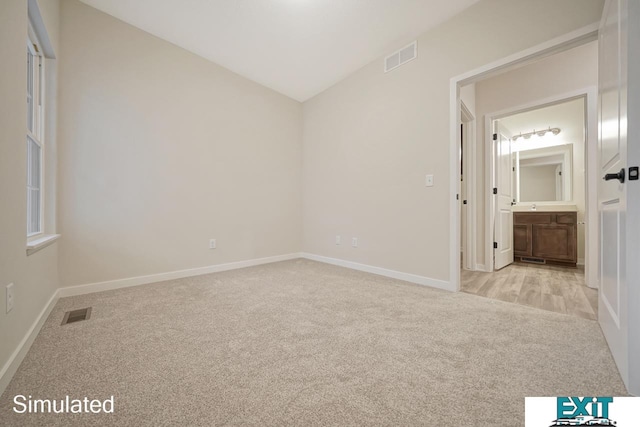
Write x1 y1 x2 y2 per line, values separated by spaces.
79 0 480 101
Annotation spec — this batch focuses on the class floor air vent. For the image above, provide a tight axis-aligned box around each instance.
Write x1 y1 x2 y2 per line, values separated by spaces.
520 257 546 264
61 307 92 325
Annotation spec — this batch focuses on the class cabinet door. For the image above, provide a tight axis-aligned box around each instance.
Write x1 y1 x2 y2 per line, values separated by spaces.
532 224 577 262
513 224 531 256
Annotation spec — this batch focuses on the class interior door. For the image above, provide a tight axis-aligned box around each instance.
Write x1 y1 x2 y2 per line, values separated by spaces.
598 0 629 387
493 120 514 270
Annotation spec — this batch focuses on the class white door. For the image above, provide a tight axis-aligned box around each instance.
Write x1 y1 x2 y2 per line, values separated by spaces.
493 121 514 270
598 0 629 388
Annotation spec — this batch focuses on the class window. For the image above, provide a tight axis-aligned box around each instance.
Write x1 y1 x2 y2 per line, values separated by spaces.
26 28 44 237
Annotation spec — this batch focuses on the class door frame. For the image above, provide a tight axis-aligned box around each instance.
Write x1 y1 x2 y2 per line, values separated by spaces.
449 23 599 291
482 89 597 285
460 101 476 271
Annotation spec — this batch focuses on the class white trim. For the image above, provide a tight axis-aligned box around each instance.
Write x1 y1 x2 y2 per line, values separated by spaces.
26 233 60 255
0 289 59 397
57 253 302 298
460 101 476 271
475 264 487 272
584 85 599 289
0 251 451 397
27 0 55 58
301 253 453 292
56 250 455 298
449 25 599 291
26 22 46 239
453 23 599 87
450 82 461 290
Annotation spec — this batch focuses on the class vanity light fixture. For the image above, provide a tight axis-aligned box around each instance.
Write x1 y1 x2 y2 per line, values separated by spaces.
512 127 561 141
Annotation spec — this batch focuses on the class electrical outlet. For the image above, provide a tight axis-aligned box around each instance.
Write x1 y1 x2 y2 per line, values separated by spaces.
336 235 341 245
352 237 358 248
209 239 216 249
6 283 15 313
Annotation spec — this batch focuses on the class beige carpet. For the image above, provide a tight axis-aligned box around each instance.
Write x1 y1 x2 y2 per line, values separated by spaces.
0 259 627 426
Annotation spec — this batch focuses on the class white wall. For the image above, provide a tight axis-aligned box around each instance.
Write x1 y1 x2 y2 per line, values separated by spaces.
475 41 598 269
302 0 603 284
0 0 60 392
57 0 303 288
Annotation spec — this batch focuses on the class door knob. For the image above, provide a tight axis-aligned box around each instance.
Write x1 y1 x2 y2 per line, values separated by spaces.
603 168 625 183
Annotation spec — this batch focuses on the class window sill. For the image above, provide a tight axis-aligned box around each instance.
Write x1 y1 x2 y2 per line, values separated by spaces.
26 234 60 256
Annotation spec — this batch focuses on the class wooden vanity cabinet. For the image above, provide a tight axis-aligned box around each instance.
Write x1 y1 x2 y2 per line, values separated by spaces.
513 211 577 266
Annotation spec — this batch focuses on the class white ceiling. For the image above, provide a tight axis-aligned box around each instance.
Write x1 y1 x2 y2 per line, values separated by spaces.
79 0 479 101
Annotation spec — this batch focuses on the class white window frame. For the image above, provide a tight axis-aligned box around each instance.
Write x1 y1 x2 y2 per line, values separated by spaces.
27 24 45 238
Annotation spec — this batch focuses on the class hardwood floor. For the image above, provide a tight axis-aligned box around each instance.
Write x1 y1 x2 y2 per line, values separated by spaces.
460 263 598 320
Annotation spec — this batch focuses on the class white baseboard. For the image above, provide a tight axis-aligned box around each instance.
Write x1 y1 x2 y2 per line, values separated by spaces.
2 251 449 396
0 289 59 397
0 253 301 396
58 253 302 298
577 258 585 266
58 252 454 297
301 253 453 292
476 264 487 272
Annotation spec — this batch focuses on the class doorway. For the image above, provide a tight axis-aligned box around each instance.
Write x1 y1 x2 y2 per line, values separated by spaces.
490 96 589 271
462 95 597 320
453 38 600 320
451 1 639 394
451 38 600 287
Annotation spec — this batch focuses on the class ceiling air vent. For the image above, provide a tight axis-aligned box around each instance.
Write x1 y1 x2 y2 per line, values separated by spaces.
384 41 417 73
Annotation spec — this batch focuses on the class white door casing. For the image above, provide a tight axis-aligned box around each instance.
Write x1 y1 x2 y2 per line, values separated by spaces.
493 121 514 270
461 101 475 271
598 0 629 389
450 26 600 289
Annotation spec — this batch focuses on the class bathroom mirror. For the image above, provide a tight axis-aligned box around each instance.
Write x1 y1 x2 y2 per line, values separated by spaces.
513 144 572 203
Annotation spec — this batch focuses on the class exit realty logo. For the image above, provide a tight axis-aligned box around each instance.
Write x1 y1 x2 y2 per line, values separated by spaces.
525 396 640 426
551 397 615 426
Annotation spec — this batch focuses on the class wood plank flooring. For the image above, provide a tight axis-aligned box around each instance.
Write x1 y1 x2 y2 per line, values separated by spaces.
461 263 598 320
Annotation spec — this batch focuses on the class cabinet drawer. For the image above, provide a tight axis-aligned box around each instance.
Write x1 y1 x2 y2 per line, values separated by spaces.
556 213 577 224
514 213 552 224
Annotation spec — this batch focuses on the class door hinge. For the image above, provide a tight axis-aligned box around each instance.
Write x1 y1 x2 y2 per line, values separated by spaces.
493 187 498 195
493 242 498 249
463 200 468 205
456 194 459 200
493 133 498 141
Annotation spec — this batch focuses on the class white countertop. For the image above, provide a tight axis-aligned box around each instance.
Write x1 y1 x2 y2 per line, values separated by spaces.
511 204 578 212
